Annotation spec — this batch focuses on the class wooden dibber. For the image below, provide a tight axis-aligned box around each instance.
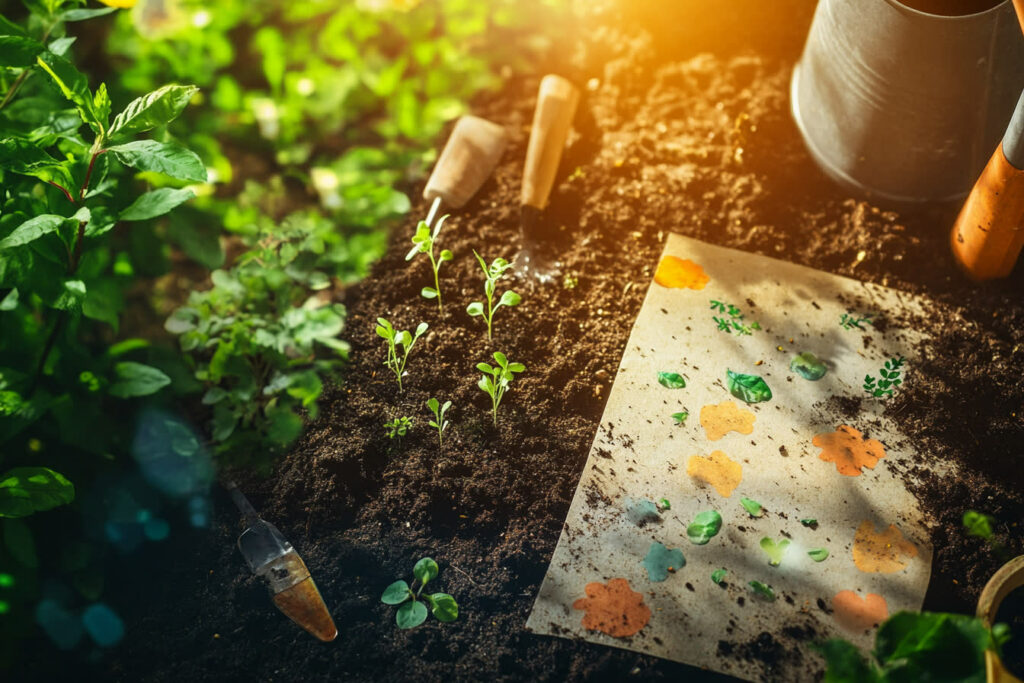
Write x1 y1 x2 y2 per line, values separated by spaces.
519 74 581 281
422 115 507 226
950 0 1024 281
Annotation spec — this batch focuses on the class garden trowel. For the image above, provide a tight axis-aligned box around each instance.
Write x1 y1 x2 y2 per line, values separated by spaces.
225 481 337 642
422 115 508 227
519 74 580 283
949 0 1024 281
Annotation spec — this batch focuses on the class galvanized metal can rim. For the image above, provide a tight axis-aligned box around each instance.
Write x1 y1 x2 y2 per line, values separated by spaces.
884 0 1012 22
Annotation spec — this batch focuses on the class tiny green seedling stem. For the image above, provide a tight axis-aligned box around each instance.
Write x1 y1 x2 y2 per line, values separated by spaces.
466 251 521 340
406 215 453 314
476 351 525 426
375 318 428 392
427 398 451 449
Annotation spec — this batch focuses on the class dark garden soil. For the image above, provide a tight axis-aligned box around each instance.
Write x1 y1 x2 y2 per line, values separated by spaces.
15 1 1024 681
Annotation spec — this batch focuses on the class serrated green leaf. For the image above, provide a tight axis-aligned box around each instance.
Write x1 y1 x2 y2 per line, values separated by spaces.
109 140 207 182
108 84 198 140
726 369 772 403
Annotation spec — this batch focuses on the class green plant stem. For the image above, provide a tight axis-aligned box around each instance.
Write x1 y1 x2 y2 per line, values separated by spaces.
46 180 74 204
79 150 105 201
429 252 441 314
485 294 493 340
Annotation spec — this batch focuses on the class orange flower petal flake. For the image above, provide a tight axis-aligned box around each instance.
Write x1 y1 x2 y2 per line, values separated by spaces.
654 255 709 290
852 521 919 573
686 450 742 498
813 425 886 477
700 400 756 441
833 590 889 633
572 578 651 638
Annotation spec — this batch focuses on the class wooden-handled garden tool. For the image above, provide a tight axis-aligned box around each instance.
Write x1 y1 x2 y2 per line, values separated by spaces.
422 115 508 227
226 481 337 642
519 74 580 282
949 0 1024 281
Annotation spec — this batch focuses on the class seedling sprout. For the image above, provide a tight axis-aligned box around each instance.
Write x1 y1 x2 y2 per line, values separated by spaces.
759 537 790 566
476 352 525 426
426 398 451 449
375 318 428 392
864 356 906 399
406 215 453 313
466 252 521 339
381 557 458 629
385 416 413 440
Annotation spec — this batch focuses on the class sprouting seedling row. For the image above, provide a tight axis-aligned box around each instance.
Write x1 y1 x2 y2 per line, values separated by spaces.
375 318 428 392
467 251 521 340
406 215 454 313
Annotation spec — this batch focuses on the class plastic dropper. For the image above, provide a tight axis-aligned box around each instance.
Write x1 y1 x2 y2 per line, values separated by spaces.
225 481 337 642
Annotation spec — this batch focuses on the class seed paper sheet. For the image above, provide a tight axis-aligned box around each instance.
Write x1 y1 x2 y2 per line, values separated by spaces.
526 234 936 681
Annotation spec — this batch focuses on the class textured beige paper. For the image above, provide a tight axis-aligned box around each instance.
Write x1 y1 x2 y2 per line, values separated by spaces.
526 234 936 681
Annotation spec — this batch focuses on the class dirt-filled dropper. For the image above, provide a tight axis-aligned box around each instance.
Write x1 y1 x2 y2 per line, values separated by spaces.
225 481 337 642
421 115 508 228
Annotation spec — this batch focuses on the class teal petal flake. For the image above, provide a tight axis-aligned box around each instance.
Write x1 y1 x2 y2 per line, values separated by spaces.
642 542 686 582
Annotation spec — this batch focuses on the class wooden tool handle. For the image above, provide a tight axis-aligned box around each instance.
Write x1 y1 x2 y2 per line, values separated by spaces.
423 115 507 209
521 75 580 210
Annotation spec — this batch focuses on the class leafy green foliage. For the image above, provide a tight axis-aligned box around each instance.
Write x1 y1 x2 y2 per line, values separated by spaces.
710 299 761 335
790 351 827 381
657 371 686 389
406 216 452 313
375 318 428 392
740 497 763 517
380 557 458 629
816 611 998 682
0 468 74 518
962 510 995 540
686 510 722 545
466 252 520 339
840 312 874 331
760 537 790 566
384 416 413 440
864 356 906 399
426 398 451 449
748 580 776 601
476 351 524 426
726 370 772 403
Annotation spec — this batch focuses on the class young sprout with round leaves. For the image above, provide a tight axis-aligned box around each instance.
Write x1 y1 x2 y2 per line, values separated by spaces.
466 251 521 340
375 318 428 392
380 557 458 629
426 398 451 449
476 352 525 426
384 416 413 440
406 215 453 314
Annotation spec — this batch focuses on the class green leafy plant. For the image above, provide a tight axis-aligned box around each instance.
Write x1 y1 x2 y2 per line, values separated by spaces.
864 356 906 399
710 299 761 335
466 252 521 339
657 371 686 389
375 318 428 392
384 416 413 440
686 510 723 545
476 351 524 426
963 510 994 540
840 311 874 330
380 557 458 629
815 611 1006 682
426 398 451 449
406 216 452 313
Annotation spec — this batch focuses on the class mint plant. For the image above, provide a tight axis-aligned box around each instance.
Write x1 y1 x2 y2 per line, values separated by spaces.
375 318 428 392
466 252 521 339
476 352 525 426
385 416 413 440
864 356 906 399
381 557 458 629
406 215 453 313
426 398 451 449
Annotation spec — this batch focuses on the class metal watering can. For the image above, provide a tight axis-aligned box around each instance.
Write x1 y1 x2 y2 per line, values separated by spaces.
792 0 1024 203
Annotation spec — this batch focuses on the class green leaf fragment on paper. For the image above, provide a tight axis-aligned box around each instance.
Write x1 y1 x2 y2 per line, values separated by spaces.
808 548 830 562
657 372 686 389
740 497 763 517
760 537 790 566
711 569 728 584
800 518 818 528
790 352 827 381
671 411 688 425
642 542 686 582
726 370 772 404
686 510 722 545
749 581 776 601
657 498 671 511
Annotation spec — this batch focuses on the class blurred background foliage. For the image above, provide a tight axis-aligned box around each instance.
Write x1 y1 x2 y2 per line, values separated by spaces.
0 0 565 666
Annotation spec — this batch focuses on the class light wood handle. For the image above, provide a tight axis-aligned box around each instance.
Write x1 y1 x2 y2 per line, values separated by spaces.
521 75 580 210
423 115 507 209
